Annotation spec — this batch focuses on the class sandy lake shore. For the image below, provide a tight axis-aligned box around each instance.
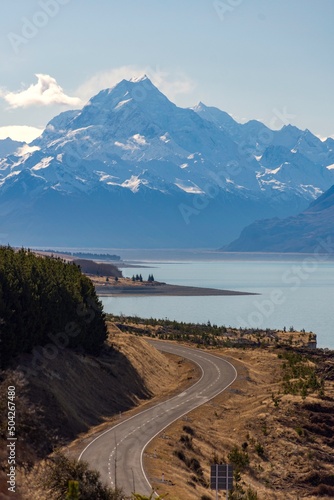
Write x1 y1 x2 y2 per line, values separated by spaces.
93 278 257 297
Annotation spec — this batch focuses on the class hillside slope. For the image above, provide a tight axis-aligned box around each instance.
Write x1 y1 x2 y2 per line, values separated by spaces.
223 184 334 253
0 328 194 498
145 345 334 500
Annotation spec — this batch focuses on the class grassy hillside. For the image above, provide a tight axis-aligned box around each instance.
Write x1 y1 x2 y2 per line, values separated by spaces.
111 319 332 499
0 326 196 499
1 305 332 499
145 345 334 499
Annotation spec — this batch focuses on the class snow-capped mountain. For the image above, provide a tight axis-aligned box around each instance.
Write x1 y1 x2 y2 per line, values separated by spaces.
0 76 333 248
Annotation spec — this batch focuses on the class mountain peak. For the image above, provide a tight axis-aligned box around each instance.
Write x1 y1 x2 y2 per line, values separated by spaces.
129 74 149 83
192 101 209 113
281 124 301 133
89 75 161 105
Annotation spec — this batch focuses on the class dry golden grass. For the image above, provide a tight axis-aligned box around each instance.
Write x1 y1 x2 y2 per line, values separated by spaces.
67 329 200 453
92 276 152 289
144 347 334 500
11 328 198 499
3 324 332 500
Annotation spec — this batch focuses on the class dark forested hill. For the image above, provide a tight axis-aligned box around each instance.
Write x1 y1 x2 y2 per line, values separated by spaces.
0 247 107 368
73 258 122 277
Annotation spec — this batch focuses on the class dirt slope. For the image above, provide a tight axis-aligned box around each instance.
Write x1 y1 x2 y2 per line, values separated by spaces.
0 327 195 499
144 346 334 499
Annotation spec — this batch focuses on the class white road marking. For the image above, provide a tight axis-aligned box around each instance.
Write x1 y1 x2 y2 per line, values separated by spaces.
78 342 237 498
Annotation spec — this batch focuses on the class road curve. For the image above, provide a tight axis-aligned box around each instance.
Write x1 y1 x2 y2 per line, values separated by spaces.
78 341 237 497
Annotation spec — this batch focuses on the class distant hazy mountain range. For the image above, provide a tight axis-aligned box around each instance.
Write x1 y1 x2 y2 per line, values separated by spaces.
222 183 334 253
1 76 333 248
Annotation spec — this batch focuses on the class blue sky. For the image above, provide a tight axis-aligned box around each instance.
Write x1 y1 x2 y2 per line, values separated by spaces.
1 0 333 142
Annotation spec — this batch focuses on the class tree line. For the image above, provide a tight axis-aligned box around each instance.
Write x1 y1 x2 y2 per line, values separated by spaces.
0 246 108 368
131 274 155 282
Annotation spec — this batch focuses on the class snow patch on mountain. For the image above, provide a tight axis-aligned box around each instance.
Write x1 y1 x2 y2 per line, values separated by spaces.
122 175 144 193
174 179 204 194
31 156 53 171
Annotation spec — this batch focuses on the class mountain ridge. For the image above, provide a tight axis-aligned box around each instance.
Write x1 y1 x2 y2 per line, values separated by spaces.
0 137 25 158
222 183 334 253
1 77 333 248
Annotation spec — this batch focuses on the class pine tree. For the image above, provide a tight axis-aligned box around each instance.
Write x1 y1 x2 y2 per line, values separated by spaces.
0 246 108 368
66 481 80 499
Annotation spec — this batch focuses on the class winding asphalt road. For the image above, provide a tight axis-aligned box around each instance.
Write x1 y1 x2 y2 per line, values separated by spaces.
78 341 237 497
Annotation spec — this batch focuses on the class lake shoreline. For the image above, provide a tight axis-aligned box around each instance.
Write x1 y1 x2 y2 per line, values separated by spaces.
95 281 258 297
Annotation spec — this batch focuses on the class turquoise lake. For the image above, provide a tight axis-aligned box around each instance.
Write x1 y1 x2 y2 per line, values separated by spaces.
100 256 334 349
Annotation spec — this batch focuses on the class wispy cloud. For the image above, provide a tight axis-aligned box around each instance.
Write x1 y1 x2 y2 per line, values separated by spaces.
0 74 82 109
0 125 43 143
76 65 195 104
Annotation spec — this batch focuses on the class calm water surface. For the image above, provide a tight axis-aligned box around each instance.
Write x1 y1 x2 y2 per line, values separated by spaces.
101 259 334 349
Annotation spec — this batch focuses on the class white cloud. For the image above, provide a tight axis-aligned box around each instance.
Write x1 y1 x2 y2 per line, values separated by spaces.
0 74 82 109
17 144 40 156
76 65 195 104
0 125 43 143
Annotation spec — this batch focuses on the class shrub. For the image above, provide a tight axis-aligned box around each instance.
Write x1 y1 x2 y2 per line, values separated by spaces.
38 452 123 499
295 427 304 437
228 446 249 472
188 457 202 474
254 443 264 457
173 449 186 462
180 434 193 450
183 425 195 436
